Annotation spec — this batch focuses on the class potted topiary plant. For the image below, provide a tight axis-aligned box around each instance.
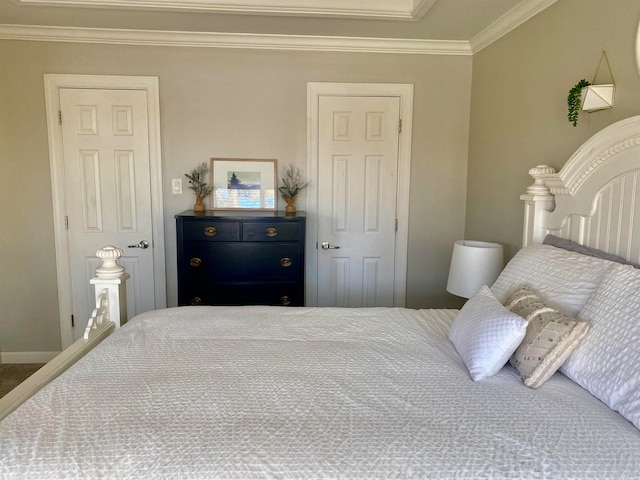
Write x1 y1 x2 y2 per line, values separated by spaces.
184 162 213 213
278 165 307 215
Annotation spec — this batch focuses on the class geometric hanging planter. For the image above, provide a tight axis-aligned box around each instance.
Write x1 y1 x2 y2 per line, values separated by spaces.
582 51 616 112
581 84 615 112
567 51 615 126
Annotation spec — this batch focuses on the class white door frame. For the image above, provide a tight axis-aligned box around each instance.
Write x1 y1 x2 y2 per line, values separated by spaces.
44 74 166 349
306 82 413 307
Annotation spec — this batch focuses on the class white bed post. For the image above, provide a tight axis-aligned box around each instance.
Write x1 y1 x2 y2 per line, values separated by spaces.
89 245 130 329
521 165 556 247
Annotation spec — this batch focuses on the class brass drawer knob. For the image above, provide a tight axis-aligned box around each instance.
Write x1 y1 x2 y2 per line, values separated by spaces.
204 226 217 237
190 257 202 268
280 257 292 268
280 295 291 306
265 227 278 237
191 296 203 305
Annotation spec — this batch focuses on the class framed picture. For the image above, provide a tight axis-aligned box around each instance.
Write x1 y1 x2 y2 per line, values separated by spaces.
210 158 277 211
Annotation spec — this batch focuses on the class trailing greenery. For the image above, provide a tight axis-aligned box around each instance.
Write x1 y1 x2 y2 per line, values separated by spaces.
567 79 591 127
278 165 308 198
184 163 213 198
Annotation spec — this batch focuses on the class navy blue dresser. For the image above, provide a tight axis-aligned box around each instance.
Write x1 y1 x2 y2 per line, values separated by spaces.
176 211 305 306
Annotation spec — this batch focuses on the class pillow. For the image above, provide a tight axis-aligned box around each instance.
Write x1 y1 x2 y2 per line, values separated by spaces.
505 285 589 389
449 286 528 381
543 234 634 266
561 264 640 430
491 243 616 317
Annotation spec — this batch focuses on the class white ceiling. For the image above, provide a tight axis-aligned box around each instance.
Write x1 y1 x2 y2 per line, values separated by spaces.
1 0 559 53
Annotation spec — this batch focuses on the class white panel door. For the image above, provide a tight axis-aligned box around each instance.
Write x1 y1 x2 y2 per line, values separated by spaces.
317 96 400 307
60 88 155 339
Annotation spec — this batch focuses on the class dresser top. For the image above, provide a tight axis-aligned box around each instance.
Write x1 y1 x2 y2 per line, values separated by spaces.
175 210 306 219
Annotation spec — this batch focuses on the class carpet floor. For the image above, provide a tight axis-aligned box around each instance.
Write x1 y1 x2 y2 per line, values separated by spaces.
0 364 45 399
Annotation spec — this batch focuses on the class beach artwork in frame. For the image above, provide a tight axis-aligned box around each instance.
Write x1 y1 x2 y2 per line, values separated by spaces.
210 158 277 210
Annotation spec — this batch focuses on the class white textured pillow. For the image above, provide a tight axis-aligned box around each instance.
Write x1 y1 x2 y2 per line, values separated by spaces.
561 264 640 430
449 286 528 381
491 244 616 317
505 285 589 389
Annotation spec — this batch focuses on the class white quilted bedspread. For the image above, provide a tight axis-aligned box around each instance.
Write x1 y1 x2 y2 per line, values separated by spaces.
1 306 639 479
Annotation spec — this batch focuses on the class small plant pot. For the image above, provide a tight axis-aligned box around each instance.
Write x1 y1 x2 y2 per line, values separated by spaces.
193 193 206 213
582 84 615 112
282 195 296 215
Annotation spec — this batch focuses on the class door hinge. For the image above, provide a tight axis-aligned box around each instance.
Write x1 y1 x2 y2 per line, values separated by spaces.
395 218 398 232
398 119 402 133
58 110 62 125
71 315 74 328
65 215 69 229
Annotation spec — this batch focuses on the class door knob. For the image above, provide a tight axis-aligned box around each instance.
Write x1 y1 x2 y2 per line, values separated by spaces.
128 240 149 249
321 242 340 250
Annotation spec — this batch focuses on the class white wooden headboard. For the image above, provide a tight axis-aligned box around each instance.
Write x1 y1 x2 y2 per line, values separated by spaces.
522 115 640 263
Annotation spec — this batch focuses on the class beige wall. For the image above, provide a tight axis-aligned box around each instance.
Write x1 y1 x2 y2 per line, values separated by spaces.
0 40 471 353
467 0 640 260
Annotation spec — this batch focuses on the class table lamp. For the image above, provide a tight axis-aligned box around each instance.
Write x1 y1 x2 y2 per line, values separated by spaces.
446 240 504 298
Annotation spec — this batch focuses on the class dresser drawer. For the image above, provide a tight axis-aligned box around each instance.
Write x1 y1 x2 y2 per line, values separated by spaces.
182 220 240 242
183 243 302 281
183 281 304 307
243 222 299 242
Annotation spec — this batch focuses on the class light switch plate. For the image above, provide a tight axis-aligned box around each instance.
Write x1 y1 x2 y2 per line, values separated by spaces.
172 178 183 194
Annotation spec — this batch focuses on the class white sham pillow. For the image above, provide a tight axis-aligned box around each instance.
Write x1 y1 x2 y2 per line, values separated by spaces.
491 243 616 317
449 286 528 381
561 264 640 430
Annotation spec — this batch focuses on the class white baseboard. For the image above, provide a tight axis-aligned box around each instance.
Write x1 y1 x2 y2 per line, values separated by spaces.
1 351 60 364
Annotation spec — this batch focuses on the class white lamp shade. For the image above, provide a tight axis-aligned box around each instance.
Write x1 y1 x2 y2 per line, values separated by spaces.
446 240 504 299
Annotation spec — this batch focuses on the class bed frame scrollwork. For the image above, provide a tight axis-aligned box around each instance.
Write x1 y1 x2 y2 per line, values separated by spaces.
522 115 640 264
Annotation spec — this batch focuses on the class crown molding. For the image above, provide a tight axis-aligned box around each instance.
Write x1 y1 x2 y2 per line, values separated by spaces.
0 24 472 55
13 0 436 20
0 0 558 55
470 0 559 53
411 0 437 20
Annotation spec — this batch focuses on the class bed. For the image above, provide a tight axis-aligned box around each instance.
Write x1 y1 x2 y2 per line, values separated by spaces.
1 116 640 478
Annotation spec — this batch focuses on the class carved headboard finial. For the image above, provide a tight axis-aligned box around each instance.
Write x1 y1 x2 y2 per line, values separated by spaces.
526 165 556 195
